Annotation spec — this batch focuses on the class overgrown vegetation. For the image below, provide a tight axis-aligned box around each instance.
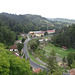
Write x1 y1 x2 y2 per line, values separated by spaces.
53 24 75 48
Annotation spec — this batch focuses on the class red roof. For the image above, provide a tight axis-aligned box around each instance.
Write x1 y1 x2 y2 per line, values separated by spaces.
69 69 75 75
47 29 55 33
62 46 68 49
33 68 41 73
10 45 18 49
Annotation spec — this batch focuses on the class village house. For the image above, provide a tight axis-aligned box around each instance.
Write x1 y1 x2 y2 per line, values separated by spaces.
29 31 45 37
62 46 68 50
34 31 45 37
20 33 26 38
10 45 18 51
46 29 55 34
63 69 75 75
33 68 41 73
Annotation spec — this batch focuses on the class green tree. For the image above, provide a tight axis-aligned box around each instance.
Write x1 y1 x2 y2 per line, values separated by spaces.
67 52 75 67
0 43 32 75
52 70 63 75
44 31 48 36
30 40 38 52
47 50 57 73
17 43 24 52
71 60 75 68
21 38 26 43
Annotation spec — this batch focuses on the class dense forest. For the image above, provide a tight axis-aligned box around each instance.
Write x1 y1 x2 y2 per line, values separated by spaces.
0 13 54 45
53 24 75 49
0 12 75 75
0 12 74 45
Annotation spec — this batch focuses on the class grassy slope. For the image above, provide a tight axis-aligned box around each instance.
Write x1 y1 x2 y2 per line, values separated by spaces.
44 43 75 58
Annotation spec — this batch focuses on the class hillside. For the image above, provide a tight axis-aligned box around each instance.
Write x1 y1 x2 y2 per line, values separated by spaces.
47 18 75 29
1 13 54 33
48 18 75 24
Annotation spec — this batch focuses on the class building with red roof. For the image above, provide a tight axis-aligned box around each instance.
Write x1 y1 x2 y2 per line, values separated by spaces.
10 45 18 51
47 29 55 34
33 68 41 73
69 69 75 75
62 46 68 50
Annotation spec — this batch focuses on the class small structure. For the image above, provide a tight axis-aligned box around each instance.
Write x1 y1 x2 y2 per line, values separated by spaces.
69 69 75 75
20 33 25 37
62 46 68 50
29 31 45 37
10 45 18 51
39 39 44 42
33 68 41 73
46 29 55 34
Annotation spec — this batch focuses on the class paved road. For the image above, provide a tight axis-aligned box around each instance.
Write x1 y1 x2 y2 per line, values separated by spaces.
23 36 49 71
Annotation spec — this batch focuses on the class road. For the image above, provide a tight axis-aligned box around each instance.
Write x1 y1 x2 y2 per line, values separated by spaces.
23 36 49 71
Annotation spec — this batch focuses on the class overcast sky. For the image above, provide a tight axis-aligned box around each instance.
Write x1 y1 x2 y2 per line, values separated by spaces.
0 0 75 19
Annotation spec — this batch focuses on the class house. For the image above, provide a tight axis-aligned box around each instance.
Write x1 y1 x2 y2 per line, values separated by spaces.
29 31 45 37
10 45 18 51
63 69 75 75
14 40 22 44
28 31 34 36
39 39 44 43
20 33 25 37
69 69 75 75
46 29 55 34
62 46 68 50
33 68 41 73
34 31 45 37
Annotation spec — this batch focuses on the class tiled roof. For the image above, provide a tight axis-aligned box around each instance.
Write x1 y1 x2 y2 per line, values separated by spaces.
33 68 41 73
10 45 18 49
47 29 55 33
69 69 75 75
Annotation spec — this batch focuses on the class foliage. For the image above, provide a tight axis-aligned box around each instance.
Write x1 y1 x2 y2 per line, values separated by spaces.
0 26 16 45
0 43 31 75
52 70 63 75
30 40 38 52
67 52 75 67
47 50 57 73
63 57 66 63
33 71 47 75
53 25 75 48
44 31 48 36
21 38 26 43
17 43 24 52
71 60 75 68
0 13 54 33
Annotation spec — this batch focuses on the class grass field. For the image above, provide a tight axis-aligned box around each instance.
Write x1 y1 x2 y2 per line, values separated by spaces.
18 36 22 40
28 51 45 66
43 43 75 58
34 50 47 63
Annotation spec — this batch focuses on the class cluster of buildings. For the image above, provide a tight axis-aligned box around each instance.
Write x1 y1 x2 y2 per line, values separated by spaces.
28 29 55 37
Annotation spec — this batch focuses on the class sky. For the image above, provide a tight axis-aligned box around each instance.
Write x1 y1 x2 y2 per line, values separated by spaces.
0 0 75 19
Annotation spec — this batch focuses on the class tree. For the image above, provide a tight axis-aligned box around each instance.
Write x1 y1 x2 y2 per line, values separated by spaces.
30 40 38 52
63 57 66 63
52 70 63 75
47 50 57 73
67 52 75 67
0 43 32 75
21 38 26 43
17 43 24 52
44 31 48 36
71 60 75 68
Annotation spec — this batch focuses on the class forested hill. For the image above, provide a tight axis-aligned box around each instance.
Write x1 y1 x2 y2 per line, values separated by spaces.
0 13 54 33
47 18 75 29
48 18 75 24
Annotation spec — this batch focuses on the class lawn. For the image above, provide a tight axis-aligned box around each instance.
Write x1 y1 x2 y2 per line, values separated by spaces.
28 51 45 66
34 50 47 63
43 43 75 58
18 36 22 40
